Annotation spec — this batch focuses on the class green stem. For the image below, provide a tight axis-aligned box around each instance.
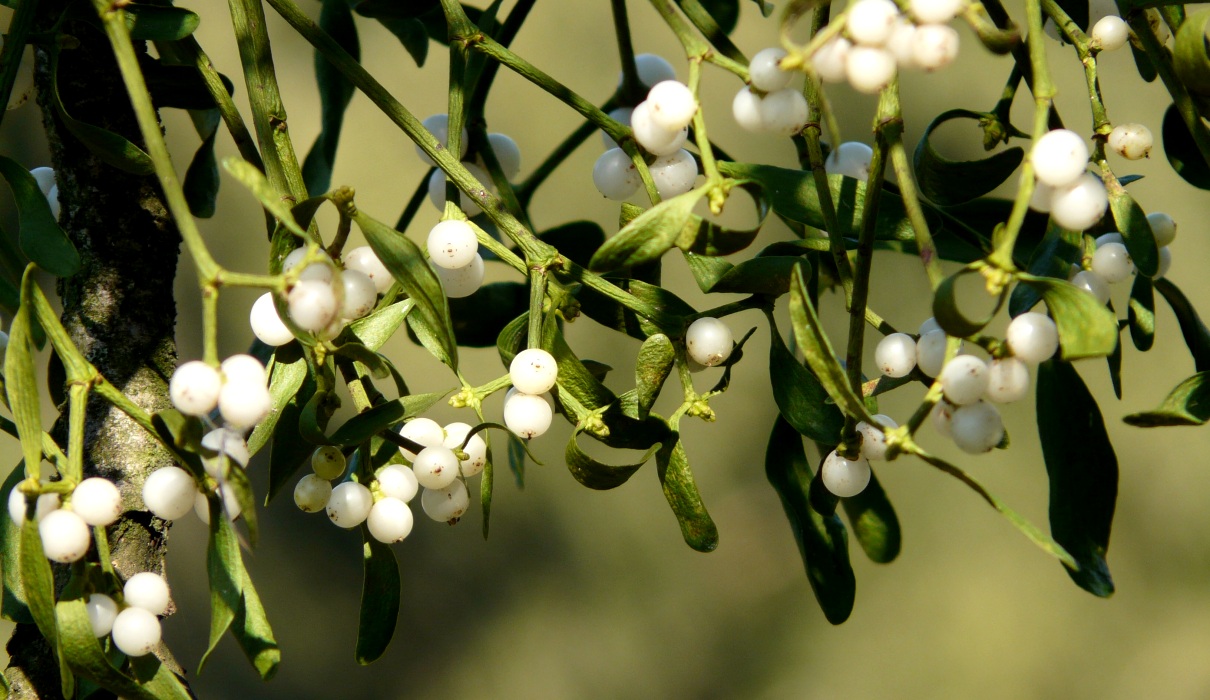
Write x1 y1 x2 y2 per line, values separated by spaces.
675 0 747 64
227 0 308 201
553 261 679 330
846 102 891 400
885 112 944 288
396 168 434 231
66 383 87 484
612 0 645 105
467 0 537 118
527 269 547 349
516 106 613 206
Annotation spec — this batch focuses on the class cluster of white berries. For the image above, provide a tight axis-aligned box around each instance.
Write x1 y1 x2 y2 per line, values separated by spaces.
294 421 488 538
1029 129 1109 231
84 573 170 657
8 476 121 563
594 55 700 202
813 0 962 96
426 219 484 299
250 245 389 347
732 47 811 136
169 354 271 431
1107 123 1153 160
1071 212 1175 305
685 317 735 368
504 348 558 439
419 114 521 218
821 413 899 497
30 166 59 220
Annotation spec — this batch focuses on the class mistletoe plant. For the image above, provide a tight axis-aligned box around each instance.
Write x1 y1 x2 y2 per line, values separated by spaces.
1 0 1210 695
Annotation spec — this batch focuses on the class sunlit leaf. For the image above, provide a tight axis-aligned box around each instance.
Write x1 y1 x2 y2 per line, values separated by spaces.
1106 177 1158 277
657 434 718 552
1017 273 1119 359
0 157 79 277
589 188 706 272
1124 371 1210 426
635 333 674 420
200 505 242 672
1128 274 1155 352
565 427 660 490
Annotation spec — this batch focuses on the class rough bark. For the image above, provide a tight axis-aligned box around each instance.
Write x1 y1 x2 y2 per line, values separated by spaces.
4 2 186 695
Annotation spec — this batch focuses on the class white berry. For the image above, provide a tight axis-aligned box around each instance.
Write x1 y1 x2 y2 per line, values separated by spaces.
748 47 792 92
411 446 460 490
201 428 249 480
887 18 919 68
646 80 697 131
142 467 198 521
510 348 558 394
193 484 242 524
294 474 333 513
857 415 897 461
250 293 294 346
919 317 942 335
875 332 918 377
601 107 634 150
399 417 446 461
1072 269 1111 305
593 148 641 200
1091 241 1135 283
939 354 989 405
29 166 55 196
326 481 373 528
846 46 896 94
915 329 949 378
846 0 899 46
421 481 470 523
376 464 419 502
344 246 394 294
1006 312 1059 364
287 278 340 332
309 446 345 480
821 450 871 498
46 185 59 220
650 149 698 199
685 317 734 367
218 381 271 432
1031 129 1090 188
814 37 852 83
1030 182 1054 213
1095 232 1123 248
123 572 170 616
427 162 492 218
1050 172 1108 231
625 53 677 88
911 24 960 71
911 0 965 24
486 132 522 180
732 88 766 133
949 401 1004 454
111 607 161 657
434 253 485 298
443 422 488 477
985 357 1031 403
1148 212 1177 247
340 270 378 320
415 114 469 166
825 142 874 180
169 361 221 417
931 399 957 437
631 101 689 157
504 392 553 439
1108 123 1153 160
426 220 479 270
86 594 117 638
1156 246 1173 279
758 88 810 136
1091 15 1129 50
367 497 414 543
38 509 91 563
71 477 122 527
8 489 60 525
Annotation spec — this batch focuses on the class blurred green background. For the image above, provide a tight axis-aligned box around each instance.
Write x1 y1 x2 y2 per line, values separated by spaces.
6 1 1210 698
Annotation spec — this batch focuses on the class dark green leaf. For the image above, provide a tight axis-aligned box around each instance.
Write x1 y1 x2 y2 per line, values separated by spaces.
57 599 192 700
695 0 740 33
1162 103 1210 189
1017 273 1119 360
1036 360 1117 596
6 273 42 474
539 220 606 268
748 0 774 16
447 282 527 347
329 391 449 446
683 252 801 295
1106 178 1159 277
588 188 706 272
200 507 242 672
1128 274 1155 352
913 109 1025 206
125 5 200 41
565 428 660 490
933 264 1007 337
1108 321 1123 399
143 61 222 110
550 328 617 417
635 334 674 420
679 183 768 257
1130 41 1158 83
303 0 360 196
840 470 900 564
355 210 458 368
656 434 718 552
184 111 221 218
333 342 390 378
1055 0 1089 29
768 317 844 444
1155 278 1210 371
717 162 927 242
356 534 400 665
376 16 429 65
1008 222 1080 317
1124 371 1210 426
1 463 32 623
19 517 61 656
787 263 875 424
765 417 854 624
0 157 79 277
265 367 317 504
248 344 308 457
495 312 527 365
50 58 153 175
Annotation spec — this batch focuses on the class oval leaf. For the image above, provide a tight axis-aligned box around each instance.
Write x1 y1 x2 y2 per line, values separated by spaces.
1128 274 1155 352
1162 103 1210 190
933 264 1007 338
565 428 659 490
0 157 79 277
1036 360 1117 597
589 188 706 272
635 333 674 420
768 318 844 445
1124 371 1210 426
1106 176 1158 277
657 434 718 552
1155 278 1210 371
913 109 1026 206
125 5 200 41
302 0 359 196
356 534 400 665
840 470 901 564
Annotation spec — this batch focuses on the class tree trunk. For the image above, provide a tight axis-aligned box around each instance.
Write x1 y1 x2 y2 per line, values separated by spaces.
4 2 187 695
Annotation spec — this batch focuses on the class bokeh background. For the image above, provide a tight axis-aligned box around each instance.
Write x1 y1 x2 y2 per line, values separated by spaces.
5 1 1210 698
